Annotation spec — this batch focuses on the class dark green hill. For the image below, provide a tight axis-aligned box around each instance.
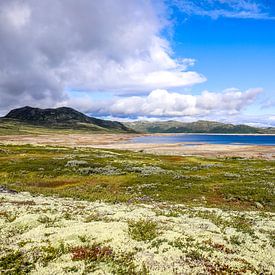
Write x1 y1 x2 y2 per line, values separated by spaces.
0 106 133 134
125 120 275 134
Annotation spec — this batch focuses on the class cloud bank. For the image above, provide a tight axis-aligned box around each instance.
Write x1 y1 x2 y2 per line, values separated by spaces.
0 0 206 114
68 88 263 118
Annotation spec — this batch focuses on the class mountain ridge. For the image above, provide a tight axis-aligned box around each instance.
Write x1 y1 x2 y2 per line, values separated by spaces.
125 120 275 134
1 106 274 135
1 106 133 133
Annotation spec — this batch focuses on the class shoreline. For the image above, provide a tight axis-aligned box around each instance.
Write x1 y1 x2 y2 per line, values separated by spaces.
131 132 275 136
0 133 274 159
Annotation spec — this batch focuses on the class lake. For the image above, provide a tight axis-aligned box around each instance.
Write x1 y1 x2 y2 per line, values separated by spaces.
132 134 275 146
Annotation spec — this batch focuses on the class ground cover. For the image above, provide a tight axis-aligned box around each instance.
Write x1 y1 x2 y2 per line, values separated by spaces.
0 143 274 274
0 144 274 211
0 191 274 274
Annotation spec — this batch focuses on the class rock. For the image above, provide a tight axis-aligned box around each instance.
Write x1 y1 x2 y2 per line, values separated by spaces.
0 185 18 194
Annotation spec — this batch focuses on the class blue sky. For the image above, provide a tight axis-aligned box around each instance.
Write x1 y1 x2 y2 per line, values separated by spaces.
171 8 275 92
165 1 275 125
0 0 274 126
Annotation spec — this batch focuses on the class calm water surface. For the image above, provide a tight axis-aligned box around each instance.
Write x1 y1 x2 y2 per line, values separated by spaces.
132 134 275 146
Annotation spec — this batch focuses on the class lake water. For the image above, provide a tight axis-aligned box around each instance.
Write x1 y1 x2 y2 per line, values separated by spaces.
132 134 275 146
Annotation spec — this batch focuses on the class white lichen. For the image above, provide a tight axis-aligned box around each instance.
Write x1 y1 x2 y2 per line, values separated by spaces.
0 192 274 274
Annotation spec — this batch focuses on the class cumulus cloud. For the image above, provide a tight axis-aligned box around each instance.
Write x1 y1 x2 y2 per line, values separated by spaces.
73 88 263 117
0 0 206 114
171 0 275 20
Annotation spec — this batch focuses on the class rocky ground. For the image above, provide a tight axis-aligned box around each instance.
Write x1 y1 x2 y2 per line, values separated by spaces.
0 190 274 274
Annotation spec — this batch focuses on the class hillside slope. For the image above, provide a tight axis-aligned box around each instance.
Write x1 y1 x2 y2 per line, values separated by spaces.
125 120 275 134
0 106 133 134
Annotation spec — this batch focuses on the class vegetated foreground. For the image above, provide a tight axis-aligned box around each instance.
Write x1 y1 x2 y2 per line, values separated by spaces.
1 191 274 274
0 144 274 274
0 144 274 210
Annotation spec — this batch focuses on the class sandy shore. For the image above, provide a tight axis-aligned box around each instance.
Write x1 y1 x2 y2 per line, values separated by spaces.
0 133 274 159
98 142 275 159
0 133 137 146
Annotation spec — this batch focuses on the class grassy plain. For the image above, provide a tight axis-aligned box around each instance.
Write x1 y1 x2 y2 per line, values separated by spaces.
0 143 274 274
0 144 274 211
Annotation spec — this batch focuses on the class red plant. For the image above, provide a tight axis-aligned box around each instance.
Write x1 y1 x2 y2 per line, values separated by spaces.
71 244 113 261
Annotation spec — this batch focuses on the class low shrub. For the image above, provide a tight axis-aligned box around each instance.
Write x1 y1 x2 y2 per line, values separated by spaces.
128 219 158 241
71 244 113 261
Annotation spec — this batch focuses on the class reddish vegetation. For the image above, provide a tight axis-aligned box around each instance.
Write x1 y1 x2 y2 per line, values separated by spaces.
161 156 185 162
32 180 78 188
204 240 235 254
71 245 113 261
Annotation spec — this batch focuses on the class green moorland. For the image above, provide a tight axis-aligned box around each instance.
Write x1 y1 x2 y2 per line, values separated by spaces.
1 144 275 274
0 119 126 135
0 144 274 211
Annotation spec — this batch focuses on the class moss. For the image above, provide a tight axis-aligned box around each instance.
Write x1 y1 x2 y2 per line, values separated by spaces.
0 211 17 222
40 242 69 266
231 215 255 236
128 219 158 241
0 251 34 274
229 235 244 246
37 215 58 227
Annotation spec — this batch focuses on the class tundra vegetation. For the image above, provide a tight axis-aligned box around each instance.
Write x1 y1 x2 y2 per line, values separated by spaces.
0 144 274 274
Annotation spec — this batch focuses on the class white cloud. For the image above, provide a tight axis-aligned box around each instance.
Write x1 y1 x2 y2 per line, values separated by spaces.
0 0 206 115
56 37 205 92
73 88 263 117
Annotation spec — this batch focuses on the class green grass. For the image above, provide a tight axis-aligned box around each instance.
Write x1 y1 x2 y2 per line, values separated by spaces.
0 144 274 211
0 119 123 135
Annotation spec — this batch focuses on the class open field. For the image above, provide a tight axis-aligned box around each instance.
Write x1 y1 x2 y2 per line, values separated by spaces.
0 139 274 274
0 143 274 211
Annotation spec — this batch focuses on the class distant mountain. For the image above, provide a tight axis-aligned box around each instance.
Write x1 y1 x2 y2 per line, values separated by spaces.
1 106 133 133
1 107 274 135
125 120 275 134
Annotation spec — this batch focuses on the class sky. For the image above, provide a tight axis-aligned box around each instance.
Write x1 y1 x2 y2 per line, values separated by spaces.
0 0 274 126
